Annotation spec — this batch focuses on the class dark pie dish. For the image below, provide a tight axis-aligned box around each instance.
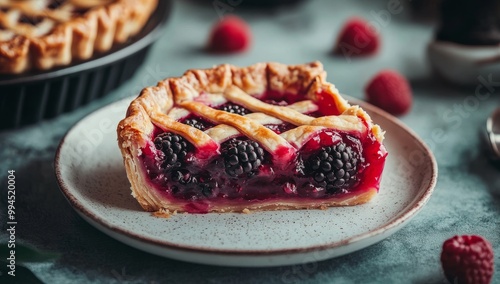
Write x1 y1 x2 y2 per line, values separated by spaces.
117 61 388 214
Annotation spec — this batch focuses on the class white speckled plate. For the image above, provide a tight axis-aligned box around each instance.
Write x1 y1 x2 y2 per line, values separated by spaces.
55 96 437 267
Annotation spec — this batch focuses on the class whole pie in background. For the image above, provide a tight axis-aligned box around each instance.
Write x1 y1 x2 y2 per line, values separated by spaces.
0 0 158 74
117 61 388 214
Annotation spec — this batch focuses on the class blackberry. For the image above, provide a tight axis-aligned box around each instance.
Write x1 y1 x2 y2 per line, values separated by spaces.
170 171 218 198
184 118 209 131
154 132 189 171
264 100 288 106
306 142 360 193
221 139 265 177
219 103 251 116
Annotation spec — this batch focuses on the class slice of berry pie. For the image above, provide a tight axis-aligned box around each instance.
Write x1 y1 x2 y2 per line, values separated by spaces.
117 62 387 214
0 0 157 74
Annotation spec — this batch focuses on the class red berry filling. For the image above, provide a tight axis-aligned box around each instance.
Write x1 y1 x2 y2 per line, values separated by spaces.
139 91 386 213
141 129 383 207
365 70 413 116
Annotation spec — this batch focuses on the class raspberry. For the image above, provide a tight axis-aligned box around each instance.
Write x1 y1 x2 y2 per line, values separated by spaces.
365 70 412 115
334 17 380 57
440 235 495 284
207 16 251 53
154 132 190 171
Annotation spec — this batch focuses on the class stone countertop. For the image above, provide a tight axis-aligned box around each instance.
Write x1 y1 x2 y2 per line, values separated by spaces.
1 0 499 283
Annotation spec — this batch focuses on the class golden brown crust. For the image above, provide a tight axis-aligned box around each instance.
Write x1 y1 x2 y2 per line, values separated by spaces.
0 0 157 74
117 61 385 213
0 36 30 73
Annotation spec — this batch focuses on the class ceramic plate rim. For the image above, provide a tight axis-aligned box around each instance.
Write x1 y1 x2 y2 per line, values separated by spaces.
55 96 438 256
